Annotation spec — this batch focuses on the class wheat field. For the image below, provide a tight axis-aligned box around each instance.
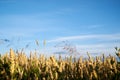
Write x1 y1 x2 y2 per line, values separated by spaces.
0 48 120 80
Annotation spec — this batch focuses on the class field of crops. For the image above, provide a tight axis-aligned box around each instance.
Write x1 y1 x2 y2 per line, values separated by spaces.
0 48 120 80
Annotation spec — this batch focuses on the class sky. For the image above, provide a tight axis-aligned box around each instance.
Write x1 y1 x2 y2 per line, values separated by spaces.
0 0 120 57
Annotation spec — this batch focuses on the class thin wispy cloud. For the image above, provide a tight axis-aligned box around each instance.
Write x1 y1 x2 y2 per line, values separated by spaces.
76 42 120 49
0 14 60 37
86 25 103 29
47 33 120 43
54 8 75 15
46 34 120 56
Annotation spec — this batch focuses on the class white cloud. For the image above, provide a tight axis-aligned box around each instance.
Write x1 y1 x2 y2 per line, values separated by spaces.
46 33 120 57
35 43 118 57
47 33 120 43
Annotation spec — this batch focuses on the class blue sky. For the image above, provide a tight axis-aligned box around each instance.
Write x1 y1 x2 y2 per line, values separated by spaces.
0 0 120 57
